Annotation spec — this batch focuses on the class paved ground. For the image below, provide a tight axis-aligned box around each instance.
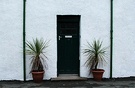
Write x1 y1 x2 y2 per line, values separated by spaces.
0 78 135 88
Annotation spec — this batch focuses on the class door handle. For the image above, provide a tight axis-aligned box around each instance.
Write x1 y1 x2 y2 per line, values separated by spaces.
59 36 62 40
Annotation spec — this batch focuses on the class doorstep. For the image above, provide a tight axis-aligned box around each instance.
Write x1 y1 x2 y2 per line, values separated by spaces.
51 74 87 81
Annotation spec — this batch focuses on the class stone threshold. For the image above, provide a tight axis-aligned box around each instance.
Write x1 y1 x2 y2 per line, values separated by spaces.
51 74 87 81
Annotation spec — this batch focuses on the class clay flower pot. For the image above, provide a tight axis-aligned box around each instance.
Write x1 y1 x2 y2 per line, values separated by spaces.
92 69 105 81
32 71 44 83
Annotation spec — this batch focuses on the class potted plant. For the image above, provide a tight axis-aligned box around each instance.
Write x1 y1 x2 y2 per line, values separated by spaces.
83 39 107 81
26 38 49 83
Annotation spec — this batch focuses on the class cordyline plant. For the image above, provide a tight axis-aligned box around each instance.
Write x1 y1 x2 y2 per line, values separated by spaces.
26 38 49 72
83 39 107 71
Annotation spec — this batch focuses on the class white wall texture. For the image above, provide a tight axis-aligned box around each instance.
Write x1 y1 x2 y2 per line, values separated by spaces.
113 0 135 77
0 0 135 80
26 0 110 80
0 0 23 80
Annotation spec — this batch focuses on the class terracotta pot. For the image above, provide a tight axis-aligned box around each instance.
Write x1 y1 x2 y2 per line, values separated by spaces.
32 71 44 83
92 69 105 81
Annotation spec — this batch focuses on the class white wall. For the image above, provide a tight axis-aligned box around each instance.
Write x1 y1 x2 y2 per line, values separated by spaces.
0 0 134 81
26 0 57 80
80 0 110 78
113 0 135 77
0 0 23 80
26 0 110 80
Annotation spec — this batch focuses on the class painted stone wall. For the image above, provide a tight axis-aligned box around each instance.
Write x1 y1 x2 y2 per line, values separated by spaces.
0 0 135 80
113 0 135 77
0 0 23 80
26 0 110 80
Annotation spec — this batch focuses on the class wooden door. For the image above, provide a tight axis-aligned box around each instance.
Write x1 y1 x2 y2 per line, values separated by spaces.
57 15 80 74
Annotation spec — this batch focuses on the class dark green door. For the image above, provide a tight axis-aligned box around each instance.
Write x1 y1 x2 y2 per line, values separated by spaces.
57 15 80 74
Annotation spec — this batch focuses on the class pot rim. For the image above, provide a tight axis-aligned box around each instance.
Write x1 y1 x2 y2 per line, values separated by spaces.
32 71 44 74
92 69 105 72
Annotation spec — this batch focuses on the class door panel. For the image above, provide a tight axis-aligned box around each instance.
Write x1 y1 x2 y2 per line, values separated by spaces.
57 15 80 74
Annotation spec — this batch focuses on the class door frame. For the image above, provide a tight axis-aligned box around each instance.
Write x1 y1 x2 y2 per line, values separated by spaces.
57 15 81 76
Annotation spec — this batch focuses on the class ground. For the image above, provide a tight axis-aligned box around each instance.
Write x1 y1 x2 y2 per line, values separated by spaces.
0 78 135 88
